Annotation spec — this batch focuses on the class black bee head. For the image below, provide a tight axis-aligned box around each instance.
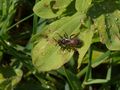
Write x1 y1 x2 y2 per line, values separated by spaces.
58 39 70 45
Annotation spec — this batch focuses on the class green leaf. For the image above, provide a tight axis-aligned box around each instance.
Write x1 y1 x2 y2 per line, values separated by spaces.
32 41 74 72
0 67 23 90
111 51 120 64
32 13 87 72
57 67 83 90
0 0 17 38
75 0 92 13
77 29 94 68
33 0 57 19
65 70 83 90
92 50 104 62
33 0 72 19
92 50 111 68
0 73 5 84
96 10 120 50
84 79 109 84
12 68 23 86
52 0 73 9
96 15 106 43
105 10 120 50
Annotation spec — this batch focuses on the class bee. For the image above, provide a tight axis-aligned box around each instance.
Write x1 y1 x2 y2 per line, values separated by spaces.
54 33 83 51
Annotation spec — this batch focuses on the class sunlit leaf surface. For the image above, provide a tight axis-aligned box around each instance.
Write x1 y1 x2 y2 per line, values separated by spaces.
96 10 120 50
32 13 86 72
75 0 92 13
77 29 93 68
33 0 72 19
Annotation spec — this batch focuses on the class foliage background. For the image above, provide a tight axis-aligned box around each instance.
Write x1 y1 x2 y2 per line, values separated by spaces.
0 0 120 90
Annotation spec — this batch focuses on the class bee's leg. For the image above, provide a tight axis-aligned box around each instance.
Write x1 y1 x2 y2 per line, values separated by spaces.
73 48 78 52
65 45 71 52
70 32 80 39
66 47 71 52
53 38 59 46
70 34 76 39
60 45 66 51
64 32 69 38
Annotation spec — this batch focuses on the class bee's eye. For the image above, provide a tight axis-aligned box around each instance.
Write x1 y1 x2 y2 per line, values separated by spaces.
61 39 65 43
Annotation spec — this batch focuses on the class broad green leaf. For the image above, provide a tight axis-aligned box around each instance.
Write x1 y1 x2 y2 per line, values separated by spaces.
33 0 72 19
32 40 74 72
92 50 111 68
77 29 94 68
75 0 92 13
96 10 120 50
52 0 73 9
92 50 104 62
33 0 57 18
31 16 71 44
105 10 120 50
96 15 106 43
32 13 83 43
32 13 87 72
